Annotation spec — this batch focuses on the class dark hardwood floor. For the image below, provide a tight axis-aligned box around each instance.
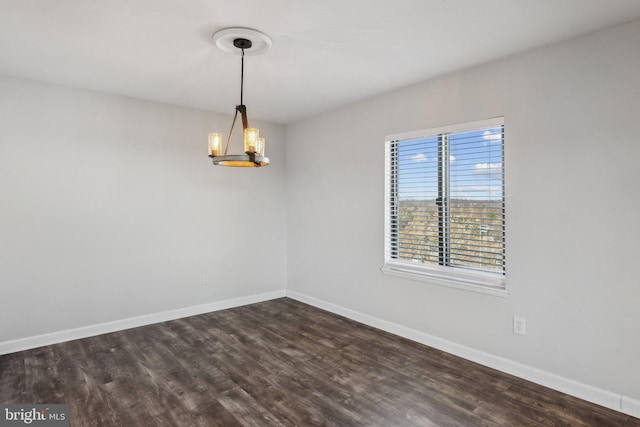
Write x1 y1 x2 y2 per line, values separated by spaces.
1 298 638 426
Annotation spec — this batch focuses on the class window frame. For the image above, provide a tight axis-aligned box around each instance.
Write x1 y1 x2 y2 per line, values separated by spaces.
383 117 506 296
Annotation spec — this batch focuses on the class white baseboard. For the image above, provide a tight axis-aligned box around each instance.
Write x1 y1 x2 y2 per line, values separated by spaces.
0 289 286 356
623 396 640 419
285 290 639 419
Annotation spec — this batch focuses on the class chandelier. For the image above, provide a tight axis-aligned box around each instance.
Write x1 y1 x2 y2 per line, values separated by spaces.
208 28 271 167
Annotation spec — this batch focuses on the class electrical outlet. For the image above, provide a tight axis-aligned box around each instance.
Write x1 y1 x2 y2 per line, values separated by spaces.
513 316 526 335
202 275 211 286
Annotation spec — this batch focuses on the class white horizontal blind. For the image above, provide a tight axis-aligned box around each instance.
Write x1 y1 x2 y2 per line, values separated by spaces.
386 120 505 278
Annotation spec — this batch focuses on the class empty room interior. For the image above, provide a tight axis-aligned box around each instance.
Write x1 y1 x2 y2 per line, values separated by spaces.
1 1 640 425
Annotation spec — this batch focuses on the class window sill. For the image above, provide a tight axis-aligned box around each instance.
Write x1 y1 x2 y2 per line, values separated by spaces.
381 263 507 298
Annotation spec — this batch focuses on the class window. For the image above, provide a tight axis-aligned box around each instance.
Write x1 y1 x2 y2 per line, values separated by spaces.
384 118 505 294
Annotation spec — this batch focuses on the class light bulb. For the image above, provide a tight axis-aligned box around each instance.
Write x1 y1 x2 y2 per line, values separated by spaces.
208 133 223 156
244 128 259 154
256 137 265 157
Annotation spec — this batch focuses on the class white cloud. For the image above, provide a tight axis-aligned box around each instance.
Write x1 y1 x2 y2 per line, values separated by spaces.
452 185 502 193
482 130 502 143
451 185 503 199
474 162 502 175
411 153 428 162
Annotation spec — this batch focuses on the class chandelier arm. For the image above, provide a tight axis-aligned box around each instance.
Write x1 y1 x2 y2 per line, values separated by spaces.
238 105 248 129
224 107 240 156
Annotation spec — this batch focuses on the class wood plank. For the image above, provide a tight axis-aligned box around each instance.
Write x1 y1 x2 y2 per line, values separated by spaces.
0 298 637 426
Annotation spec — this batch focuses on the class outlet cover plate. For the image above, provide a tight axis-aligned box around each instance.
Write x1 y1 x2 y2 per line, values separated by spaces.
513 316 526 335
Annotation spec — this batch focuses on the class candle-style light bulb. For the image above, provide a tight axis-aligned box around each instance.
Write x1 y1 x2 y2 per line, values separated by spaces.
208 133 223 156
244 128 259 154
256 137 265 157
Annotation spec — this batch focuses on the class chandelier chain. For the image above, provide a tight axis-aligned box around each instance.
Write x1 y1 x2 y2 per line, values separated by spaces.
240 48 245 106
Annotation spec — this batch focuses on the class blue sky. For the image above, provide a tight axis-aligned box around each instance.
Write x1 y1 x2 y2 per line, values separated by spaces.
397 127 503 201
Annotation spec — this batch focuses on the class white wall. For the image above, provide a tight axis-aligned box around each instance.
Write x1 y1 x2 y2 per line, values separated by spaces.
286 19 640 403
0 75 287 342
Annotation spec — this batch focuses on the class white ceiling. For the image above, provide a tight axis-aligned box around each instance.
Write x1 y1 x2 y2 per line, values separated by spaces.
2 0 640 125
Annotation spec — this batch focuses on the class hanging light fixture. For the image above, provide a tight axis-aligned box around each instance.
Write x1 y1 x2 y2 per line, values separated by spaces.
208 28 271 167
